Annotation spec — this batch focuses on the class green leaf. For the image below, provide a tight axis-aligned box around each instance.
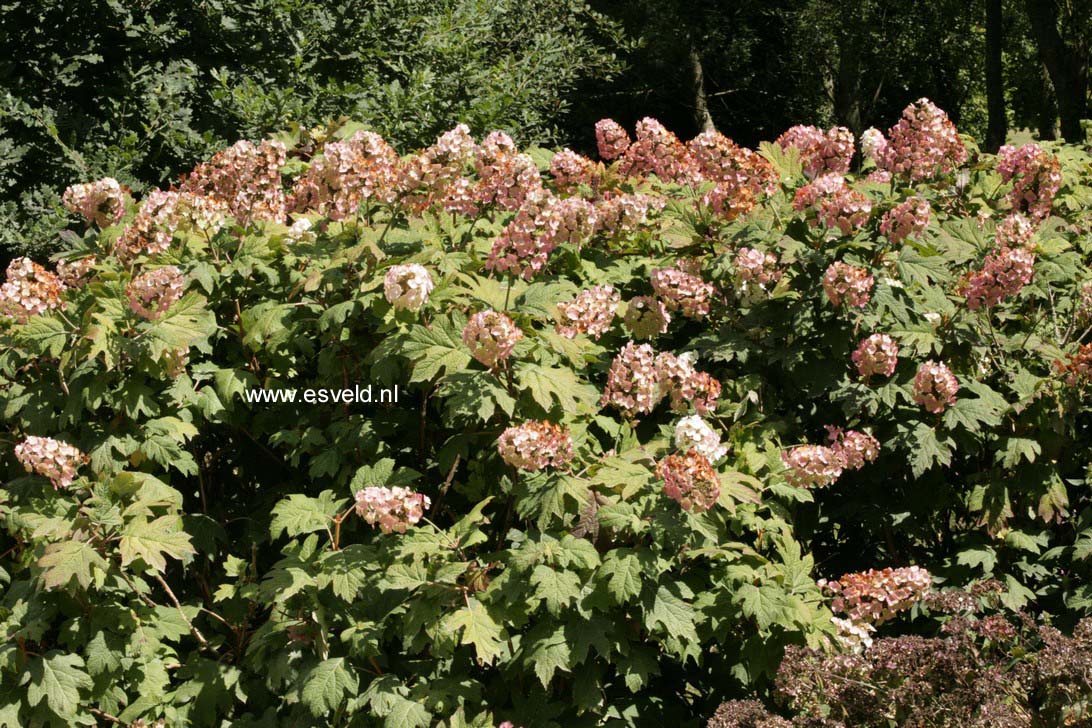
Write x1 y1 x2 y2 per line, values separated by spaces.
446 598 505 665
523 625 571 687
645 584 698 644
402 314 471 382
909 424 953 478
27 653 92 719
37 540 106 590
736 583 784 631
143 292 216 358
597 549 645 604
270 491 345 540
14 315 68 357
517 363 598 414
119 515 196 572
384 695 431 728
895 245 949 286
529 565 581 615
301 657 358 717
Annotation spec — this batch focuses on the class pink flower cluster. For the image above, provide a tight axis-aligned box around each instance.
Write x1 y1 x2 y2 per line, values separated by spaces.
184 139 287 225
595 119 631 161
600 341 662 415
62 177 126 227
0 258 66 323
655 449 720 513
473 132 543 211
997 143 1062 220
55 257 97 288
912 360 960 413
650 265 715 319
497 421 574 471
354 486 431 534
486 194 597 279
549 148 596 191
384 264 434 312
852 334 899 379
600 344 719 417
735 247 782 289
14 436 87 489
995 213 1036 249
127 266 186 321
793 174 872 235
781 445 843 488
288 131 400 219
687 130 776 217
403 125 478 205
859 128 887 163
877 98 967 181
463 310 523 368
617 118 692 183
823 262 874 308
594 193 663 237
674 415 727 462
622 296 671 339
115 189 184 261
775 125 854 178
827 427 881 471
880 197 931 243
819 566 932 626
657 351 721 414
963 245 1035 310
555 285 620 339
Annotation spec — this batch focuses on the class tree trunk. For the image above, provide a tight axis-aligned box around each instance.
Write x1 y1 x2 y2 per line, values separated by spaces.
689 45 716 134
1038 63 1059 140
986 0 1007 151
832 40 863 136
1024 0 1088 142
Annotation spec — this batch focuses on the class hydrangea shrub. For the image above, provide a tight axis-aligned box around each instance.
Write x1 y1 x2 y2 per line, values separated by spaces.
2 104 1092 725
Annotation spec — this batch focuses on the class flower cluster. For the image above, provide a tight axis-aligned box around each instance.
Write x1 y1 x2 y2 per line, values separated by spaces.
655 449 720 512
384 264 434 312
878 98 967 181
55 256 97 288
734 247 781 289
555 285 620 339
462 310 523 368
912 360 960 413
822 262 874 308
962 245 1035 310
1057 343 1092 385
997 143 1062 220
487 194 596 279
673 415 727 462
618 117 691 183
0 258 66 323
622 296 671 339
127 266 186 321
775 125 854 178
594 193 663 236
781 445 844 488
497 421 574 471
831 616 876 653
656 351 721 414
62 177 126 227
860 127 887 163
793 174 872 235
995 212 1036 249
354 486 431 534
827 428 880 471
185 139 288 225
852 334 899 379
650 265 715 319
14 436 87 489
473 132 543 211
594 118 631 160
549 148 596 191
396 125 477 211
880 197 931 243
288 131 400 219
687 130 776 218
819 566 932 626
600 341 663 415
115 189 184 260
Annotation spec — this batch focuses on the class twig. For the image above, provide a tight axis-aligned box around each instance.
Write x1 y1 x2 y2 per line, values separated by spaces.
153 573 211 650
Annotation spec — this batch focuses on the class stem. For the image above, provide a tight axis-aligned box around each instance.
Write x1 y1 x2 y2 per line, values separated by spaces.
153 573 211 651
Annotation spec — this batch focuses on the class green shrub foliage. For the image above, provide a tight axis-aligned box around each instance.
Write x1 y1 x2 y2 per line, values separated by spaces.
1 103 1092 726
